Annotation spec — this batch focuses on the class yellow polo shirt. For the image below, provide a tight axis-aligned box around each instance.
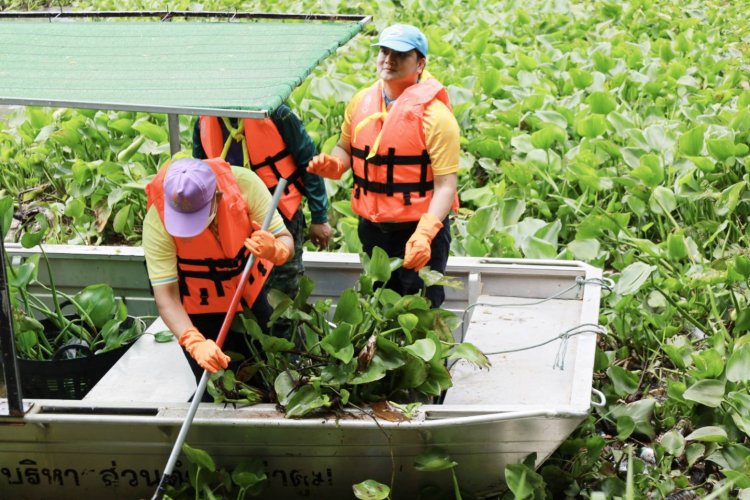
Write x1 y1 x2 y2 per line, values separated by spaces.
143 166 286 287
339 77 460 176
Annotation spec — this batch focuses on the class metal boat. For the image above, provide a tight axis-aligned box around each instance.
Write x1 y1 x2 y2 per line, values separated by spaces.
1 244 605 499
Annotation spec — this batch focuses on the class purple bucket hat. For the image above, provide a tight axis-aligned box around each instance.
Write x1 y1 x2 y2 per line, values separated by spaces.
163 158 216 238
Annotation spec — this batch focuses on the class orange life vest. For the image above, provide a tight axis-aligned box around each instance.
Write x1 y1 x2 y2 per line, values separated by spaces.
350 78 455 223
199 116 305 221
146 158 273 315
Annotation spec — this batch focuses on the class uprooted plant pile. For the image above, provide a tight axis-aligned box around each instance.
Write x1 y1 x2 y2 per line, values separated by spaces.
206 247 490 418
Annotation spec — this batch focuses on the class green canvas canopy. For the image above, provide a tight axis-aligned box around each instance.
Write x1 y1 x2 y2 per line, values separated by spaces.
0 12 367 118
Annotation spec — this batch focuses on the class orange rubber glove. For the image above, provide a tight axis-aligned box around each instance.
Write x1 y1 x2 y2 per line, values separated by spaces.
403 213 444 271
306 153 348 180
244 222 291 266
178 327 230 374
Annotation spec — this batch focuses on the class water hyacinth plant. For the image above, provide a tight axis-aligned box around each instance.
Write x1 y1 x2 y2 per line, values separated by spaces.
164 444 268 500
2 196 145 360
208 247 489 418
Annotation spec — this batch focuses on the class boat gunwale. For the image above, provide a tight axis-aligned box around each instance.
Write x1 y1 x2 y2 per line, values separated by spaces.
4 401 590 429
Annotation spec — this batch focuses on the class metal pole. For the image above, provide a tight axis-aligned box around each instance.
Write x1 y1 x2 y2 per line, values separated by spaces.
0 237 24 417
152 178 288 500
0 10 370 23
167 114 181 157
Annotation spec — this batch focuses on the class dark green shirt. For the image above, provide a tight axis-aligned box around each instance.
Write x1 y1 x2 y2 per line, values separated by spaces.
192 105 329 224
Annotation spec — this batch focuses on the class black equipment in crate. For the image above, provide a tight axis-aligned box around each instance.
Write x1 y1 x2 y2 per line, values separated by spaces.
17 317 137 400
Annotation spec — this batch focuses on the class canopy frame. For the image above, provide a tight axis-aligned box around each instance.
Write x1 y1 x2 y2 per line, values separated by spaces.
0 10 370 22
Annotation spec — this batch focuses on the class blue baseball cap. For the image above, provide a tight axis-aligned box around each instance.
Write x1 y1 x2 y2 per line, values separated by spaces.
372 24 428 57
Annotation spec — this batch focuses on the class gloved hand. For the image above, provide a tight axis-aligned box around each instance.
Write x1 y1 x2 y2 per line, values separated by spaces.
178 326 230 373
244 222 291 265
403 213 444 271
306 153 348 180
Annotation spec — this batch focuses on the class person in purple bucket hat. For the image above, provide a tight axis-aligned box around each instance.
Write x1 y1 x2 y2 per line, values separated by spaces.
143 157 294 391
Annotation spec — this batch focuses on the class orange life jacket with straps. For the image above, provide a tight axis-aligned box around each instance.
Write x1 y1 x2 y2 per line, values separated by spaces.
350 78 457 223
146 158 273 315
199 116 305 221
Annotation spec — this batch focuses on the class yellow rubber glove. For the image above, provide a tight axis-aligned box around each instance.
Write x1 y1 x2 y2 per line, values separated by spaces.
244 222 291 266
403 213 444 271
306 153 347 180
178 327 230 374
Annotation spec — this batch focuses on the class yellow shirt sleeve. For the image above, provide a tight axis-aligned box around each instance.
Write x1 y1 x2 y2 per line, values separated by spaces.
339 89 367 151
423 99 460 176
141 168 287 287
142 206 178 287
340 84 460 176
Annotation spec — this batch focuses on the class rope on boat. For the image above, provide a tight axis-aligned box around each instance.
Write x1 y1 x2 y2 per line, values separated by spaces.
459 276 613 343
481 323 607 370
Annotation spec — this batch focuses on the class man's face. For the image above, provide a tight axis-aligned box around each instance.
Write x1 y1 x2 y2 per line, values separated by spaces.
376 47 425 84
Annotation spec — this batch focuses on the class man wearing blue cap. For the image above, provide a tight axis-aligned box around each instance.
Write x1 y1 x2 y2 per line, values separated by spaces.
308 24 460 307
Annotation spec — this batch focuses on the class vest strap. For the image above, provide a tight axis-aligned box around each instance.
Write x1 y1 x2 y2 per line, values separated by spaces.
419 150 430 198
250 148 291 171
386 148 395 197
283 168 306 196
250 149 307 196
177 255 243 268
352 175 434 195
176 248 249 304
362 145 370 196
352 146 432 166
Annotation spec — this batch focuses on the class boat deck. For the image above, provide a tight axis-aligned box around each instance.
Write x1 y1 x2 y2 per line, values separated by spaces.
446 295 598 411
